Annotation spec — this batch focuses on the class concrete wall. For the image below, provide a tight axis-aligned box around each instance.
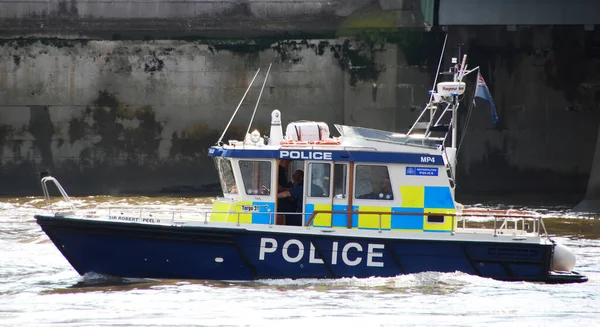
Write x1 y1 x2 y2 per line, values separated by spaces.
0 35 436 195
449 26 600 203
1 25 600 204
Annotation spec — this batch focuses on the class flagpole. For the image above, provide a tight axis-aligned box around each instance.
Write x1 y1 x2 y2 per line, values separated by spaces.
449 57 477 185
452 66 479 152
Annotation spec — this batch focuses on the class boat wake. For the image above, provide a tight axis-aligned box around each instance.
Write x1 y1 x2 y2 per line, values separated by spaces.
251 271 495 294
72 272 155 288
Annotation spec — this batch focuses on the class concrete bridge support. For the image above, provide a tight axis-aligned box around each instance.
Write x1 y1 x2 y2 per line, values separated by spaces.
574 129 600 212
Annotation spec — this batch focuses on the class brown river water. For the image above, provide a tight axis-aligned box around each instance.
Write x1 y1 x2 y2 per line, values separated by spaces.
1 196 599 327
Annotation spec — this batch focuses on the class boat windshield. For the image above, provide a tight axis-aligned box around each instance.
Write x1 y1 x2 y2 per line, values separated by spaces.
214 158 238 195
335 124 441 148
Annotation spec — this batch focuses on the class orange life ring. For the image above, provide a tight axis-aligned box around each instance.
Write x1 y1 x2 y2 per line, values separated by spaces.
280 140 309 146
280 139 340 146
313 139 340 145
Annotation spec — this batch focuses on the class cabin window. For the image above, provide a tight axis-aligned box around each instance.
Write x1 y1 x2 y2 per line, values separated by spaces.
427 215 445 223
308 163 330 197
214 158 238 194
239 160 272 196
333 164 347 198
354 165 394 200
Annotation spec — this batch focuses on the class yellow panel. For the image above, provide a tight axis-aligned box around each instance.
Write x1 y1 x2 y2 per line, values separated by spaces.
210 200 254 224
357 206 391 229
423 208 456 231
229 201 252 224
210 201 235 222
400 186 425 208
313 204 333 227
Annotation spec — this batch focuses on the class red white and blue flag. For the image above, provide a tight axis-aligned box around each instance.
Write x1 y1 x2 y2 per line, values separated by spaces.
475 72 499 124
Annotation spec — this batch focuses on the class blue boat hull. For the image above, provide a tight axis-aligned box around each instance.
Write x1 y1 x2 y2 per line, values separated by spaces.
35 215 587 283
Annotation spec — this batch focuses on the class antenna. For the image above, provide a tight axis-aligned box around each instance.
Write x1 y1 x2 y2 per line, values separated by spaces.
429 33 448 104
217 68 261 145
245 63 272 137
406 34 448 137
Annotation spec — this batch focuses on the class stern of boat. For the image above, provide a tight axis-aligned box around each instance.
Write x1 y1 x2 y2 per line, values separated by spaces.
547 242 588 283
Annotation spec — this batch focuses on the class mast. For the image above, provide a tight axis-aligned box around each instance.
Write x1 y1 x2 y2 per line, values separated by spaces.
406 42 469 196
405 40 492 198
449 51 467 178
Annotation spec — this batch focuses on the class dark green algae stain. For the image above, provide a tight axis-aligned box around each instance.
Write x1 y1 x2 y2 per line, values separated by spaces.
201 29 442 86
0 124 26 160
170 123 270 158
169 123 221 158
65 91 267 167
28 106 55 168
67 91 164 161
0 37 89 48
2 29 440 87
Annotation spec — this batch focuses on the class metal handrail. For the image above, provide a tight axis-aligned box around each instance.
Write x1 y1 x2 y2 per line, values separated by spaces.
39 176 546 237
49 206 547 237
41 176 75 213
303 210 545 236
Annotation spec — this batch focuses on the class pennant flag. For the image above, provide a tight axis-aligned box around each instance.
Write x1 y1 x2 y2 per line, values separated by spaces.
475 72 499 124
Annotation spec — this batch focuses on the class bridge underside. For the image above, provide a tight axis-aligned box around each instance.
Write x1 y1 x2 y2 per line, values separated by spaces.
438 0 600 26
0 0 428 39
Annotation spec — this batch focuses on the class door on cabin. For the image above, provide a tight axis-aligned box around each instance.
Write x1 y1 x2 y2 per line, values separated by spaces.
304 162 350 228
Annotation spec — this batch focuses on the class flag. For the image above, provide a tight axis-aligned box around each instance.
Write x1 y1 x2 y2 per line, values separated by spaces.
475 72 499 124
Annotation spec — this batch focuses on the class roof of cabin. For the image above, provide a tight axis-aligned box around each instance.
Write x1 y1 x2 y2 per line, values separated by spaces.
208 146 444 166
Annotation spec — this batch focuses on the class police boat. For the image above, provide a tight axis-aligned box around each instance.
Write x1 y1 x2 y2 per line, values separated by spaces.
35 48 588 284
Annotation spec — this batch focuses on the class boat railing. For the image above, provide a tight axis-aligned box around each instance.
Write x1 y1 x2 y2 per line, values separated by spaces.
303 209 547 237
95 207 547 238
48 204 548 238
204 208 547 237
41 176 76 213
39 175 547 238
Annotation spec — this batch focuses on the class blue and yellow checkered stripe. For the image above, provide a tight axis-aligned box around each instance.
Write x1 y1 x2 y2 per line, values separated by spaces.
304 204 349 228
305 186 456 232
393 185 456 232
210 201 275 224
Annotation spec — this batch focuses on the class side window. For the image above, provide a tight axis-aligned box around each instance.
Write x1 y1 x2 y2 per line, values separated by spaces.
354 165 394 200
239 160 272 195
308 163 330 198
214 158 238 194
427 215 445 223
333 164 347 199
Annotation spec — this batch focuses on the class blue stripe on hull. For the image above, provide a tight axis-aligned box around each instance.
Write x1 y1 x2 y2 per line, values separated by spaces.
37 216 552 282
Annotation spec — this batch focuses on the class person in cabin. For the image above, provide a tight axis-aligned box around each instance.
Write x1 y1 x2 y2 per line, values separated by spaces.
278 160 291 191
277 169 304 226
276 160 294 225
358 178 394 200
376 178 394 200
310 173 325 197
